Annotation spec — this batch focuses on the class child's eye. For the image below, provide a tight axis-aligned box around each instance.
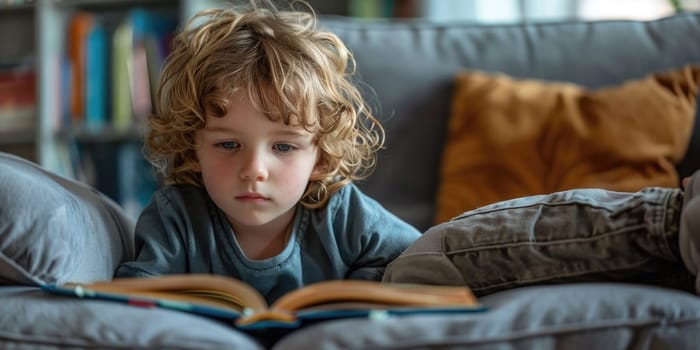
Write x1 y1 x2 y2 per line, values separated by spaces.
215 141 240 150
273 143 295 152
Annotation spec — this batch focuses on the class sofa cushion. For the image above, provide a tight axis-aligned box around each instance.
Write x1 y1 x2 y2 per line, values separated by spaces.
0 152 135 286
0 286 264 349
273 283 700 350
435 65 700 223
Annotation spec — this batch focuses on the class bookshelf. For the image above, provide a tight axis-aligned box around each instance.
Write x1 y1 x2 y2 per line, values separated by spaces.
0 0 207 218
0 2 36 162
32 0 188 218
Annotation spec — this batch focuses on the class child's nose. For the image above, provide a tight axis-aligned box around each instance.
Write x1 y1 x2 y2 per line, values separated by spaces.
239 151 268 181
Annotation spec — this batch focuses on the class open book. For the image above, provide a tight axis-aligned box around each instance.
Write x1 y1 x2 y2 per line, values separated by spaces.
41 274 485 330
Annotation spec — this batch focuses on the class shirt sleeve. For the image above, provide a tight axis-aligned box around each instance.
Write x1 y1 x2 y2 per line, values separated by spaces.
330 184 421 281
114 189 189 278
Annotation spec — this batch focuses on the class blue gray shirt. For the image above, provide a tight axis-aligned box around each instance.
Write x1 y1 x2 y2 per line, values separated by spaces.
115 183 420 303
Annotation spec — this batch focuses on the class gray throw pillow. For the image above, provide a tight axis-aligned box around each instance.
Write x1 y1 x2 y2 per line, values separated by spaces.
0 152 135 285
382 218 469 287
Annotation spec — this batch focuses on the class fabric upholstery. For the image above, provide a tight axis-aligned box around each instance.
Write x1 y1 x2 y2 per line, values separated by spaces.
434 66 699 223
0 152 135 286
0 286 264 349
274 283 700 350
322 13 700 231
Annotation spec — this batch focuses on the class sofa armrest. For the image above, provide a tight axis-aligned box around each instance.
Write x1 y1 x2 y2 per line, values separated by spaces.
0 152 135 285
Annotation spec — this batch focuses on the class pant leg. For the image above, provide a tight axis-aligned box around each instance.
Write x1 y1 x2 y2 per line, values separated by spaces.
384 187 693 296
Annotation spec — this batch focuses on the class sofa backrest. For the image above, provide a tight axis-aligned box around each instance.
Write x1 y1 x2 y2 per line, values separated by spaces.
321 13 700 231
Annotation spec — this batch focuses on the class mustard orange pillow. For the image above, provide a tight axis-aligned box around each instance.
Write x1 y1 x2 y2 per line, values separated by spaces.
434 65 700 224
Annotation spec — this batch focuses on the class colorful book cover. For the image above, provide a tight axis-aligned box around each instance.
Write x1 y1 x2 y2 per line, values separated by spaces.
67 12 93 123
111 18 133 132
85 21 108 131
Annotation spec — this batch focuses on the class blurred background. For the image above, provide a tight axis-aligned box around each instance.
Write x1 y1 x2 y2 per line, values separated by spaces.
318 0 695 21
0 0 695 218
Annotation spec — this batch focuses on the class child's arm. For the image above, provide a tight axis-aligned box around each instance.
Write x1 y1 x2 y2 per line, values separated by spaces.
330 184 421 281
114 187 193 278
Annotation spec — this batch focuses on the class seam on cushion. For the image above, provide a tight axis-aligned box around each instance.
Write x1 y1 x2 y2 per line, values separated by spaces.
453 199 618 221
442 223 647 254
352 315 700 350
450 189 670 249
452 187 669 222
391 251 445 258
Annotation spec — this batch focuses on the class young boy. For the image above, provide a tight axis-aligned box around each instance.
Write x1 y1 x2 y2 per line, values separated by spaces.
117 0 700 303
114 2 420 304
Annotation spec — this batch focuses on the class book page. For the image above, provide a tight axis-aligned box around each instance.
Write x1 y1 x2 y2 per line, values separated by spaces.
77 274 269 313
270 280 479 312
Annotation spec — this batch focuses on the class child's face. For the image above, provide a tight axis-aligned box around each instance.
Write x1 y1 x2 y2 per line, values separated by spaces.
195 92 319 234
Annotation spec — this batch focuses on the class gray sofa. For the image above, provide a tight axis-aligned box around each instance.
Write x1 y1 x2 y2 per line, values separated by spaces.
2 12 700 349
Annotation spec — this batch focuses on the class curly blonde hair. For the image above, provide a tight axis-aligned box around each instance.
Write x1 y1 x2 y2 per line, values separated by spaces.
147 1 384 208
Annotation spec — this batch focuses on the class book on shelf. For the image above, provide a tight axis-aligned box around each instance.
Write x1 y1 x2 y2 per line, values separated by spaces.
111 16 134 132
128 9 153 124
62 8 176 133
67 12 93 123
0 61 35 132
111 8 176 132
41 274 485 331
85 19 108 131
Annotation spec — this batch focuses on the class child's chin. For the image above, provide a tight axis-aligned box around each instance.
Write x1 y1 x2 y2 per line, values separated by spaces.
226 210 280 227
